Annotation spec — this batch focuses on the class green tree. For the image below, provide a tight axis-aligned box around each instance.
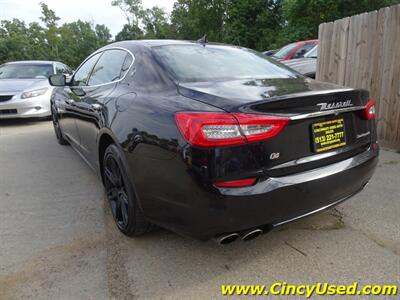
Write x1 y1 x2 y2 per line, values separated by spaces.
112 0 173 40
142 6 173 39
281 0 400 43
58 20 111 67
170 0 227 41
224 0 283 50
112 0 144 40
0 19 33 62
39 3 61 60
39 2 60 28
115 24 143 41
0 3 111 67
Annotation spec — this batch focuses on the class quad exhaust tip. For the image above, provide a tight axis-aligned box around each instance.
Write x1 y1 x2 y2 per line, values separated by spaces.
214 233 240 245
214 228 264 245
241 228 263 241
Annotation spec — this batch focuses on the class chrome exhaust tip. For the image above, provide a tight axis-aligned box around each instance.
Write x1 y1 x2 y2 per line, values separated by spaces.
213 233 240 245
241 228 263 241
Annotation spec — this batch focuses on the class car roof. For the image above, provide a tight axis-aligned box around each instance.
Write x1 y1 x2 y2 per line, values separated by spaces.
103 40 237 51
108 40 198 47
4 60 58 65
296 39 319 44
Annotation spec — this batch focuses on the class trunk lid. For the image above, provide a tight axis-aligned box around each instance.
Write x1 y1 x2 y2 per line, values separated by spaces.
179 77 375 176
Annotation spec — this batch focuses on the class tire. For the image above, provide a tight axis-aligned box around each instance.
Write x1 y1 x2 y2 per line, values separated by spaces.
103 144 153 236
51 106 68 145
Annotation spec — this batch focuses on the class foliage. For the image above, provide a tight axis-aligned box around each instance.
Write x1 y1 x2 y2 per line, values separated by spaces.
170 0 228 41
1 0 399 67
0 4 111 67
223 0 283 50
111 0 174 40
281 0 399 42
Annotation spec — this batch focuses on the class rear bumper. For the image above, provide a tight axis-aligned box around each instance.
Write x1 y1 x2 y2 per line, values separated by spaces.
146 145 378 240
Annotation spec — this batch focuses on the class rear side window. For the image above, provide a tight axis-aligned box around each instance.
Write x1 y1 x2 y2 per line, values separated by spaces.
293 43 316 59
55 63 64 74
72 53 102 86
88 49 130 86
55 63 73 75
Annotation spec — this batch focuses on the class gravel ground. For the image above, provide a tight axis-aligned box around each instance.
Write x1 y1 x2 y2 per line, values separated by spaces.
0 119 399 300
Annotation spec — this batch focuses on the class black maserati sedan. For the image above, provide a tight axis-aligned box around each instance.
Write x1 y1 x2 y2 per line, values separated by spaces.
49 40 378 244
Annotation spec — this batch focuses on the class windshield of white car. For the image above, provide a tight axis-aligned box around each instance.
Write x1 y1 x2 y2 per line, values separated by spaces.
304 45 318 58
153 44 298 82
0 64 54 79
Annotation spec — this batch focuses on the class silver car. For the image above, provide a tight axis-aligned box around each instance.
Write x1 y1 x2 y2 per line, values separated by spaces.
0 60 72 118
282 45 318 79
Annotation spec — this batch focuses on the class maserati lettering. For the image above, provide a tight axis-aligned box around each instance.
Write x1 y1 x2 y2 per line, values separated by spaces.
317 100 353 111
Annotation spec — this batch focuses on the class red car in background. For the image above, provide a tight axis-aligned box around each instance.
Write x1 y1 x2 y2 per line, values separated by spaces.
272 39 318 61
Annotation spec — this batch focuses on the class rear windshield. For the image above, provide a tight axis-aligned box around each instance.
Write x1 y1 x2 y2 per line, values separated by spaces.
272 43 297 59
0 63 53 79
152 44 298 82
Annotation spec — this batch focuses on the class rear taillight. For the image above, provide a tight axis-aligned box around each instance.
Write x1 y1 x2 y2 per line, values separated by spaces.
362 98 376 120
175 112 289 147
214 178 257 188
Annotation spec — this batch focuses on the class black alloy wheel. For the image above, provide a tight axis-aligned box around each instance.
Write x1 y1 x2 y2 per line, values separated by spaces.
103 144 152 236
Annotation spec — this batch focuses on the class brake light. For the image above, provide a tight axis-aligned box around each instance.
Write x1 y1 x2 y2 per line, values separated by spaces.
362 98 376 120
175 112 289 147
214 178 257 188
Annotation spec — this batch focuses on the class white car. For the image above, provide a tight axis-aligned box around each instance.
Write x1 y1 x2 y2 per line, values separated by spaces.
0 60 72 118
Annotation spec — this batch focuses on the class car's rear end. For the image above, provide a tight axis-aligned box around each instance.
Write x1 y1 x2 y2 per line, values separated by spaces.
151 43 378 242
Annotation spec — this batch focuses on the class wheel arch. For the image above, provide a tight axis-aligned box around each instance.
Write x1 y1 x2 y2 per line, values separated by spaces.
97 128 147 216
97 129 120 185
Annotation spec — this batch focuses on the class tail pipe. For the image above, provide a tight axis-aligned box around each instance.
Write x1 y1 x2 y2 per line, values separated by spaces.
213 233 240 245
241 228 263 241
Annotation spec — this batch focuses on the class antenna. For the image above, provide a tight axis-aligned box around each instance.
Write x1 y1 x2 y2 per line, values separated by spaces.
197 34 208 46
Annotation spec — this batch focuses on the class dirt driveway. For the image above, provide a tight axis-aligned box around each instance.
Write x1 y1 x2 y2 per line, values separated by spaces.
0 119 399 299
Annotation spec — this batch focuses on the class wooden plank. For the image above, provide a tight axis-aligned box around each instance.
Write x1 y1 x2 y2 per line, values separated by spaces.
373 7 389 137
316 23 325 81
316 23 324 80
384 4 400 143
394 5 400 146
337 17 350 86
361 11 377 90
327 19 340 83
379 6 394 141
370 8 386 121
321 22 334 82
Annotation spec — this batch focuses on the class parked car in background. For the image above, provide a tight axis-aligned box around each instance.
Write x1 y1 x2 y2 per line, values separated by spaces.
263 49 278 56
283 44 318 79
49 40 378 244
272 39 318 61
0 60 72 118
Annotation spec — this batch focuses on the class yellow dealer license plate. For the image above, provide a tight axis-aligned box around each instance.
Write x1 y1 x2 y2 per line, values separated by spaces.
312 118 346 153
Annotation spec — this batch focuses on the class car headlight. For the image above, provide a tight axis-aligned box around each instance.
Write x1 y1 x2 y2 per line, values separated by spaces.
21 88 48 99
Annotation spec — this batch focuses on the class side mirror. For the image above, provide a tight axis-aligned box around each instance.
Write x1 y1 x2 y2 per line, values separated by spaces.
49 74 66 86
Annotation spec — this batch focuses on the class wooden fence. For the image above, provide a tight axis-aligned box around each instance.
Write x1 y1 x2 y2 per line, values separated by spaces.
317 4 400 149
